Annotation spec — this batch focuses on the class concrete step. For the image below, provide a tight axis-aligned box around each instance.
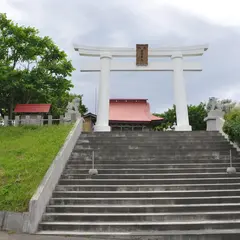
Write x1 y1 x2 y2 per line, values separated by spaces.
36 229 240 239
80 132 222 137
63 167 232 174
77 147 234 152
59 175 240 182
42 211 240 222
68 158 239 163
39 219 240 231
45 203 240 213
59 180 240 187
77 140 229 144
79 138 228 143
73 153 239 159
60 172 240 179
60 174 240 179
55 183 240 191
78 139 228 145
65 163 240 169
75 145 233 150
78 142 231 147
49 196 240 205
82 130 221 133
69 154 239 161
78 137 227 141
67 160 239 165
74 149 236 154
79 134 226 139
79 137 227 142
52 189 240 198
59 178 240 185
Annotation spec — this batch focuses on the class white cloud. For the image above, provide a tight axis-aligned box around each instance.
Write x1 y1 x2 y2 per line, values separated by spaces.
116 0 240 27
1 0 240 113
1 0 23 20
108 30 130 47
213 84 240 102
160 0 240 27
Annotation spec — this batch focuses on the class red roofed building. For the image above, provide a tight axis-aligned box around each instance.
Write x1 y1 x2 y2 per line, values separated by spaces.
14 104 51 113
83 99 163 132
109 99 163 131
14 104 51 125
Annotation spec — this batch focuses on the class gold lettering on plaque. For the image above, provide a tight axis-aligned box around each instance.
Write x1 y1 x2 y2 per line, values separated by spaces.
136 44 148 66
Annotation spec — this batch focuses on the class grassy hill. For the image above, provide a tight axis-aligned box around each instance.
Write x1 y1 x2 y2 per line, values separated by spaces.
0 124 73 212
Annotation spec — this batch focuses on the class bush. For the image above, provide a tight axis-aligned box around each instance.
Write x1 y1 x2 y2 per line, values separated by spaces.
223 108 240 145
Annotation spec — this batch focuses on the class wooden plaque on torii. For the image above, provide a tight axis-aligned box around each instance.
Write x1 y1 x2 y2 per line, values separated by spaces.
136 44 148 66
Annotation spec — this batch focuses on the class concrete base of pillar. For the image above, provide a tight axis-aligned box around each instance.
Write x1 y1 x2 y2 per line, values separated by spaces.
94 125 111 132
175 125 192 131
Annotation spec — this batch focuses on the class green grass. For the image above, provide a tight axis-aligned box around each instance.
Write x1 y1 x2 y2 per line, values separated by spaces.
0 124 73 212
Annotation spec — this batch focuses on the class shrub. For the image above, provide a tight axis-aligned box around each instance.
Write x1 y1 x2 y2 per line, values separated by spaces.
223 108 240 145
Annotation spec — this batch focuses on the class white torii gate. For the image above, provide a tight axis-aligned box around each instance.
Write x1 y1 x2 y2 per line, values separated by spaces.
74 44 208 132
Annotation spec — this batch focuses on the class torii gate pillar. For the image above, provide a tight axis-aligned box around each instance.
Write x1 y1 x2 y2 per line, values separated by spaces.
171 53 191 131
94 53 112 132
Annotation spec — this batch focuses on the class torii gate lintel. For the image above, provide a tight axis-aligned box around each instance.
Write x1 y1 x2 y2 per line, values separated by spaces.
79 61 202 72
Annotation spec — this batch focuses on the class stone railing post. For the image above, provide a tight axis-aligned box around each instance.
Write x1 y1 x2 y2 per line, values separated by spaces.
48 115 52 126
15 116 20 126
4 116 9 126
204 109 224 131
25 115 30 125
60 115 64 124
36 115 42 126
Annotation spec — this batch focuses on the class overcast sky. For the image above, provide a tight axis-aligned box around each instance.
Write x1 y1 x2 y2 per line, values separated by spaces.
1 0 240 113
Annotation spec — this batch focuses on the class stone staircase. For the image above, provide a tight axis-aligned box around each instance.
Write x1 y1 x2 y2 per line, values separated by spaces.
37 131 240 239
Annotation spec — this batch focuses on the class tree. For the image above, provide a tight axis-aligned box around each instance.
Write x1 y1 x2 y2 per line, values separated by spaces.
223 108 240 145
153 106 176 131
153 103 207 131
188 103 207 130
0 13 82 118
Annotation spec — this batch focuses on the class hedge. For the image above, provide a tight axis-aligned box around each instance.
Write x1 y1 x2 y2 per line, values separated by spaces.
223 108 240 146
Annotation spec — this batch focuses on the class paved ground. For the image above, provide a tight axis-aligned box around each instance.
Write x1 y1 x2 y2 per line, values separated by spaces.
0 232 80 240
0 232 128 240
0 232 118 240
0 232 124 240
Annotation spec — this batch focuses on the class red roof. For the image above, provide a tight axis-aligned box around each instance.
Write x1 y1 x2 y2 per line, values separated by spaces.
14 104 51 113
109 99 163 122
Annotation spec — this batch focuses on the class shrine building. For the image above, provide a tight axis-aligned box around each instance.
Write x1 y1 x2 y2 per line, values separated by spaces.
83 99 163 132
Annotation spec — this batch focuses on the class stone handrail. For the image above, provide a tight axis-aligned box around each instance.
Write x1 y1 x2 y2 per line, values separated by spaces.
28 117 83 233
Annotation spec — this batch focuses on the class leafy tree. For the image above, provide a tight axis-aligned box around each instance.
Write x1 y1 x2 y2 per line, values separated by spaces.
188 103 208 130
0 13 87 118
223 107 240 145
153 106 176 131
153 103 207 131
